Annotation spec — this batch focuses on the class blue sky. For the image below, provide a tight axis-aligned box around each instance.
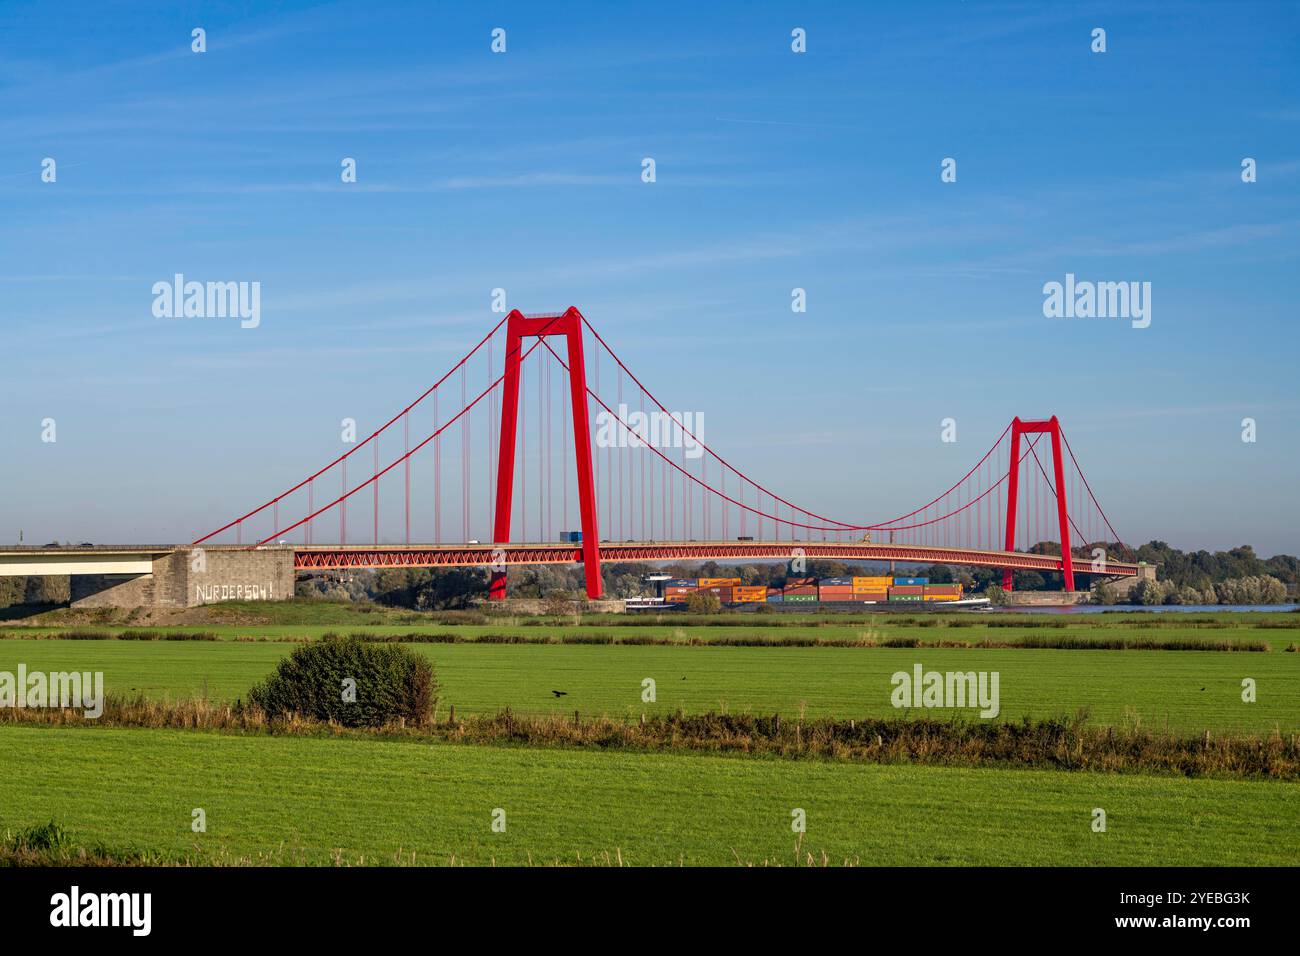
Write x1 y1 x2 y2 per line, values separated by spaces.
1 0 1297 554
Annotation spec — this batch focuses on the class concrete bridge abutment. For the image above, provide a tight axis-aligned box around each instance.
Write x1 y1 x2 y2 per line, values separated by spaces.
70 548 295 609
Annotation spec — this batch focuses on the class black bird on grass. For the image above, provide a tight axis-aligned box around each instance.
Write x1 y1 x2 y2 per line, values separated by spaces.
551 690 568 698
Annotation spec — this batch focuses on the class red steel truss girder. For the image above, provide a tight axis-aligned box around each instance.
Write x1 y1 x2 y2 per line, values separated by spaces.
294 547 582 569
291 542 1139 576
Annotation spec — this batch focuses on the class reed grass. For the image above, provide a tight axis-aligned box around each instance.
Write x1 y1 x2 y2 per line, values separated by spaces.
6 695 1295 779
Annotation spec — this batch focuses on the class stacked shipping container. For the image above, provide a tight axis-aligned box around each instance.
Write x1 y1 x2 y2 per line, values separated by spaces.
887 584 924 602
922 584 963 602
654 575 963 606
853 576 893 594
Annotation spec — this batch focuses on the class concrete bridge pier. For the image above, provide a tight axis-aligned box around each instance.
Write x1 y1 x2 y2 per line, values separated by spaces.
69 548 295 609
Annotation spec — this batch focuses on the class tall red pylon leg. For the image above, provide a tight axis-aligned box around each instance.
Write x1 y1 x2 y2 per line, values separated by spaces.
489 308 603 601
1002 416 1074 592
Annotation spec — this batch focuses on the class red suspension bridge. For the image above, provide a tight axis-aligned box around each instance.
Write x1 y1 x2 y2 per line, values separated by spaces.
192 307 1140 599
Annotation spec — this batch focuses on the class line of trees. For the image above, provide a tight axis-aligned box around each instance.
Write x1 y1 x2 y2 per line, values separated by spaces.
1095 574 1288 607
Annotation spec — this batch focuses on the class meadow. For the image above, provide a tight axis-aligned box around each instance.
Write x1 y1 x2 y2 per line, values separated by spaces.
1 636 1296 731
2 725 1297 866
2 606 1296 866
7 601 1300 640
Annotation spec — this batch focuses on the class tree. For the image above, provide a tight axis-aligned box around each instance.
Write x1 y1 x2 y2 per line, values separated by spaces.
410 568 489 610
22 576 69 605
1131 578 1168 606
1091 581 1118 605
685 591 721 614
541 591 575 617
0 577 27 608
1011 570 1047 591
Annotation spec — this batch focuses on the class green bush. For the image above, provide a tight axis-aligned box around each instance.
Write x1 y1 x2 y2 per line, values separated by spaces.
685 592 722 614
247 636 436 727
1091 581 1118 605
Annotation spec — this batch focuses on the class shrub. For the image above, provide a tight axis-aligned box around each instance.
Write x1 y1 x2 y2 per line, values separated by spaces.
247 636 436 727
1091 581 1118 605
685 592 722 614
541 591 575 617
1131 578 1169 606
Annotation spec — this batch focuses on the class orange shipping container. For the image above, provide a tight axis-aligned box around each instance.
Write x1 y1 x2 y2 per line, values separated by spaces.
699 578 741 587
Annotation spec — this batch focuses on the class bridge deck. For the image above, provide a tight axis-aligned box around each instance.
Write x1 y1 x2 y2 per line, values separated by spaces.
290 540 1142 576
0 542 1142 578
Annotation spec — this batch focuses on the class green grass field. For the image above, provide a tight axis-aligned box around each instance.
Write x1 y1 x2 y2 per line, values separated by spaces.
2 725 1296 866
2 608 1297 866
5 606 1298 644
1 637 1294 731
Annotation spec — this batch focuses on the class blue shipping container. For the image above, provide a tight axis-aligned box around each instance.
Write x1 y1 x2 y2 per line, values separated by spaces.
894 577 929 585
